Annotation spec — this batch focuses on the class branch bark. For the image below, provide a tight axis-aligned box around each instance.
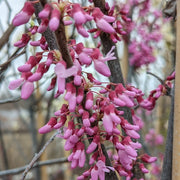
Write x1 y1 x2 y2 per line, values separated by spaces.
0 24 15 50
0 157 68 177
161 88 174 180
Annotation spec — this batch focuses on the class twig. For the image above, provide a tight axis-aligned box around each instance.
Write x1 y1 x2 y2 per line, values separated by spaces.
0 157 68 177
161 86 174 180
0 48 25 73
21 131 59 180
0 24 15 50
147 71 164 84
0 97 21 105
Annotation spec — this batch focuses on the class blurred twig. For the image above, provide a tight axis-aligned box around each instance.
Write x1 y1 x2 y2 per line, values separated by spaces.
0 24 15 50
0 157 68 177
0 97 21 104
21 131 59 180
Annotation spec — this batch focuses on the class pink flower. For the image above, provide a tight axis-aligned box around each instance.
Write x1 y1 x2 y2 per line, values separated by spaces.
49 8 61 31
91 46 116 77
9 72 34 99
37 19 49 33
92 8 115 34
12 2 35 26
86 135 99 154
91 157 114 180
87 73 101 85
14 34 30 48
38 4 52 19
64 121 75 139
102 104 121 134
82 111 90 127
75 43 93 65
53 116 67 129
72 4 93 25
55 61 78 94
28 62 48 82
76 87 84 104
38 117 57 134
68 142 86 168
141 154 157 163
71 4 93 37
85 91 93 110
21 81 34 99
18 55 41 73
139 163 149 173
64 83 77 112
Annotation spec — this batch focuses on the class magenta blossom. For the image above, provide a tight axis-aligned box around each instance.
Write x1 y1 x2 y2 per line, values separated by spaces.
91 46 116 77
92 8 115 34
91 156 114 180
55 61 78 94
9 72 34 99
12 2 34 26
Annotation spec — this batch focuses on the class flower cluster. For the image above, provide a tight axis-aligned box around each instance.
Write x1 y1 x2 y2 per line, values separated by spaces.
145 129 164 146
8 1 172 180
128 0 164 68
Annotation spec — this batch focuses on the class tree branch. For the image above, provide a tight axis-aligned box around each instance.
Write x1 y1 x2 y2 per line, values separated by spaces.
20 131 59 180
0 24 15 50
161 87 174 180
0 97 21 104
0 157 68 177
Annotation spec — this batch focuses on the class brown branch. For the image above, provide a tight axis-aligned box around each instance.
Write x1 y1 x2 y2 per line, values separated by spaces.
0 48 25 75
0 97 21 105
55 20 73 67
161 86 174 180
21 131 59 180
0 24 15 50
32 0 73 67
0 157 68 177
40 0 47 7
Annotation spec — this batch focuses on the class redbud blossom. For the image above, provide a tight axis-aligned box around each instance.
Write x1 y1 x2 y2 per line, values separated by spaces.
9 72 34 99
68 142 86 168
38 4 52 19
85 91 93 110
38 117 57 134
49 8 61 31
92 8 115 34
141 154 157 163
91 46 116 77
14 34 30 48
12 2 34 26
86 135 99 154
55 61 78 94
37 19 49 33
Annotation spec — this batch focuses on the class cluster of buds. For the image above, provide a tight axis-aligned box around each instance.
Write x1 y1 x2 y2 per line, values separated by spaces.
8 1 173 179
145 129 164 146
12 1 132 43
128 0 163 68
137 71 175 111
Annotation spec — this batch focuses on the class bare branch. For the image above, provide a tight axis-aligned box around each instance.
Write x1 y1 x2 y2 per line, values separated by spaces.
0 24 15 50
0 48 26 74
0 157 68 177
21 131 59 180
147 71 164 84
0 97 21 104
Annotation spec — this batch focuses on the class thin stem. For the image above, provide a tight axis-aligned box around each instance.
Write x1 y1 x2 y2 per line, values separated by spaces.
21 131 59 180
